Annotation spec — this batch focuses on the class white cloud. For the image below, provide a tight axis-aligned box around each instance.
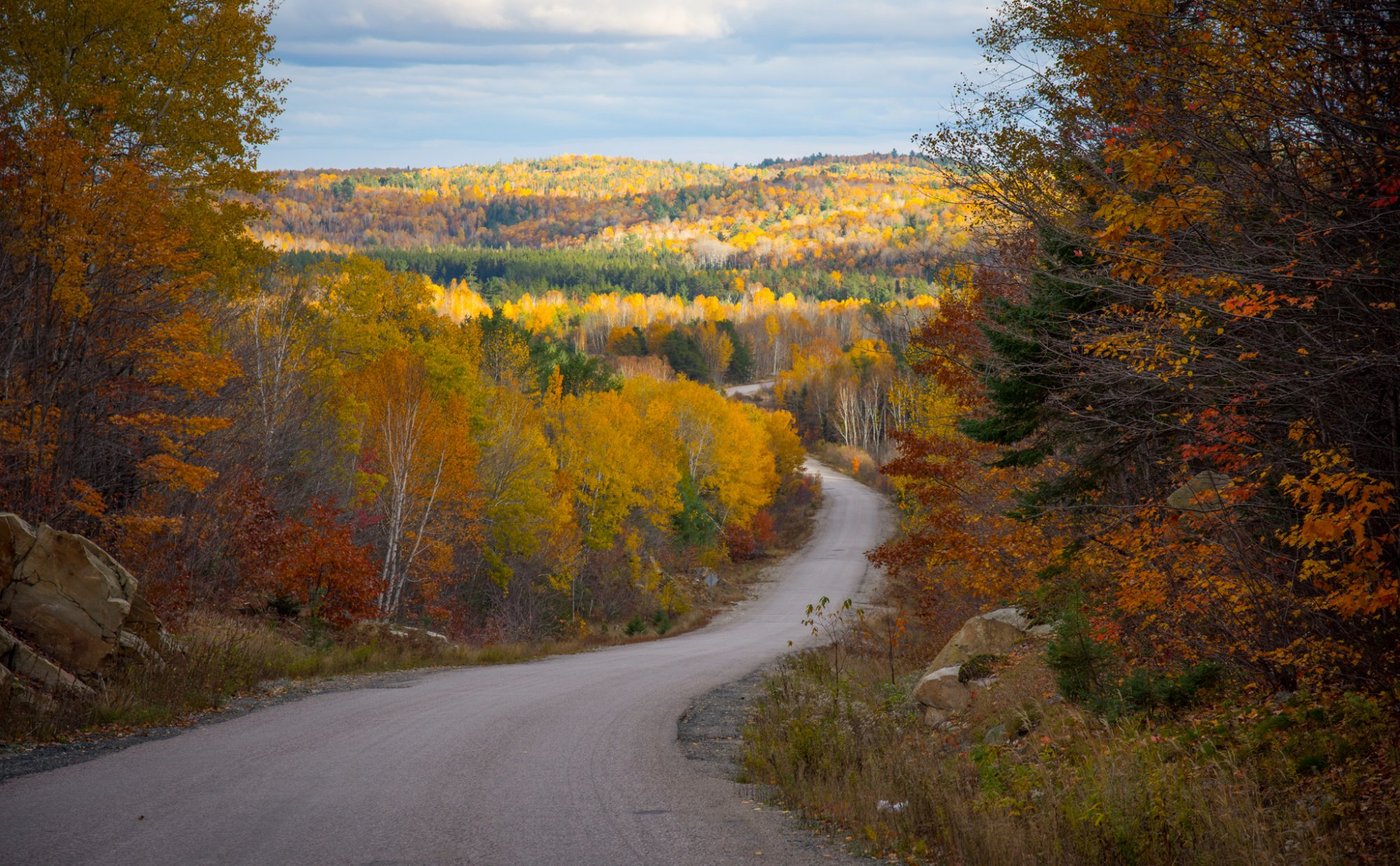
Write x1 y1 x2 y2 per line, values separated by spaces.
518 1 739 38
260 1 995 169
283 0 748 40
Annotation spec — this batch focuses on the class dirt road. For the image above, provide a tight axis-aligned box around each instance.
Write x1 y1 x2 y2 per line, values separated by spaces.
0 462 890 866
722 380 775 398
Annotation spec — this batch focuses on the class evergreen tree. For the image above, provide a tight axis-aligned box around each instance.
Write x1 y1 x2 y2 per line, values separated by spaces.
718 321 755 383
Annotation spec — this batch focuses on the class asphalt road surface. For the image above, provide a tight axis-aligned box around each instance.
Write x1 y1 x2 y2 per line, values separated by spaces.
0 461 891 866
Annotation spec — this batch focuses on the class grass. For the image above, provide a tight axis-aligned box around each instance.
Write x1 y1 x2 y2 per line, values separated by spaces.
740 614 1400 866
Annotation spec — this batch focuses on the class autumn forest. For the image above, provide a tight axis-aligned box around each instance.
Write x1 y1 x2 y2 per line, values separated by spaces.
2 0 1397 862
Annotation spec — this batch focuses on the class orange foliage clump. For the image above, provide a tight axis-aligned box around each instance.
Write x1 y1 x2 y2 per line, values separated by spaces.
227 477 378 626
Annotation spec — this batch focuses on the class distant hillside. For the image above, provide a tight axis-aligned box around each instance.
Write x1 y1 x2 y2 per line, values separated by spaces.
253 153 974 281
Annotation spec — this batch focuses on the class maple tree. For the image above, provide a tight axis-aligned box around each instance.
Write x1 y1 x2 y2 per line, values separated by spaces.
549 389 680 551
223 476 377 627
874 278 1064 623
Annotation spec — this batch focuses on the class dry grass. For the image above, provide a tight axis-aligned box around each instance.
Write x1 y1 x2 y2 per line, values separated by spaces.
741 618 1400 866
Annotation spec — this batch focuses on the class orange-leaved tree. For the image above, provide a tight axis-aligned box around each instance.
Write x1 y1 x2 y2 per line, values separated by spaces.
921 0 1398 688
0 1 281 562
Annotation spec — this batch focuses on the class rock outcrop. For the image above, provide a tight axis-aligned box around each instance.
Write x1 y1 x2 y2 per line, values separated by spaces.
928 607 1053 670
0 513 170 698
913 607 1053 727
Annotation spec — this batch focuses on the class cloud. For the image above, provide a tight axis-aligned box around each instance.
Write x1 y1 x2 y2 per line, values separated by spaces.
272 0 990 63
276 0 747 50
260 1 994 169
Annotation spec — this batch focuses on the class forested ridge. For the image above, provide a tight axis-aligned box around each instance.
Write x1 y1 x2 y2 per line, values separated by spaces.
253 152 975 288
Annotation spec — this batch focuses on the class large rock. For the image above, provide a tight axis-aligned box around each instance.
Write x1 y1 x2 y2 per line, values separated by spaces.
913 665 969 726
929 607 1037 670
1166 470 1234 513
914 607 1057 727
0 514 144 677
124 590 180 657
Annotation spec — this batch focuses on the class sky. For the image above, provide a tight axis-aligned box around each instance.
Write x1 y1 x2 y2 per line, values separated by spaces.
258 0 997 171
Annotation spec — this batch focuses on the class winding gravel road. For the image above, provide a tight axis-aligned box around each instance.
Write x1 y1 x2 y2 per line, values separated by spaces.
0 461 890 866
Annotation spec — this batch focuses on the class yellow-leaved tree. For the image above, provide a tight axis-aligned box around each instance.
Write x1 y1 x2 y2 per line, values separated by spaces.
627 378 780 529
550 389 680 550
355 350 479 619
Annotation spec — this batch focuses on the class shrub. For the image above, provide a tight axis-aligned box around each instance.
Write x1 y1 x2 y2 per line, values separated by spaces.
1048 610 1222 717
1120 662 1223 713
